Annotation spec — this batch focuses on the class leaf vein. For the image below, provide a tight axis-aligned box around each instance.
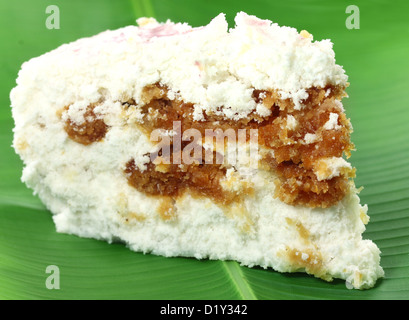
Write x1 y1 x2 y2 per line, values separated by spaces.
222 261 257 300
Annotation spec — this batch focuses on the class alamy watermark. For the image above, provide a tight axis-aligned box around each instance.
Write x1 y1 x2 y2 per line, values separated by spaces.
44 5 361 31
45 265 60 290
45 5 60 29
149 121 259 168
345 5 360 29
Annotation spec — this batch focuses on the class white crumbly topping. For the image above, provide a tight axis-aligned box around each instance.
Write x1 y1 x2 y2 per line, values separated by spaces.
61 101 89 125
314 157 353 181
11 12 347 125
136 17 159 27
286 115 298 130
255 103 272 117
304 133 318 144
10 12 382 289
334 99 345 112
324 113 342 130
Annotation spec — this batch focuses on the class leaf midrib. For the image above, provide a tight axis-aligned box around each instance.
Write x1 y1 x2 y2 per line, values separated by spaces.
129 0 156 18
222 261 257 300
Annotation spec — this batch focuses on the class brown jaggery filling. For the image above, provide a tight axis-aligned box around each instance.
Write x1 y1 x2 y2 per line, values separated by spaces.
124 137 253 205
271 160 352 208
132 84 352 169
63 83 354 208
63 104 107 145
125 160 236 205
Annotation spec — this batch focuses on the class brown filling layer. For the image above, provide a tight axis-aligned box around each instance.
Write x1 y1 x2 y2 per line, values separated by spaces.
124 137 253 206
125 160 243 206
64 104 107 145
133 84 352 169
63 83 354 208
271 160 353 208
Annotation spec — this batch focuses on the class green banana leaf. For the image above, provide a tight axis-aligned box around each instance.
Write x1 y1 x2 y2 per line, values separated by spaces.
1 0 408 300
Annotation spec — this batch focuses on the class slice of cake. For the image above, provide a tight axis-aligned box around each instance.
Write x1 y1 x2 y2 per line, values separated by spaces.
11 12 384 289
